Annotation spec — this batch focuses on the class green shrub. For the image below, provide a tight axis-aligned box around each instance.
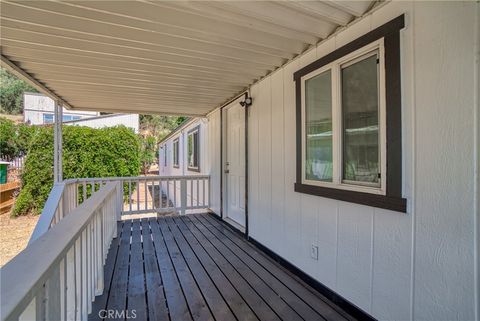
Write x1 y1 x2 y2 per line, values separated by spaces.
0 117 38 158
12 125 141 216
0 117 17 157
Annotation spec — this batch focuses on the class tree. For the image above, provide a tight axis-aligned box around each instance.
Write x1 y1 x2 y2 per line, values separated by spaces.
0 68 38 114
139 135 157 174
139 115 187 141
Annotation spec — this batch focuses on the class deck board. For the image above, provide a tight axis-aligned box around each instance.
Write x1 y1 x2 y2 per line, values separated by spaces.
141 220 170 321
89 214 355 321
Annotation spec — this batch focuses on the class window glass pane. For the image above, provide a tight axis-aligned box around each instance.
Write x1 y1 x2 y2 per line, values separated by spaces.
164 146 167 166
341 54 380 185
43 113 54 124
305 70 333 182
188 133 194 167
173 140 179 166
193 132 199 168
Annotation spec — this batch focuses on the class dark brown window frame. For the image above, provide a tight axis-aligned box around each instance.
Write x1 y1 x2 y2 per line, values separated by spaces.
187 125 200 172
173 138 180 168
294 14 407 213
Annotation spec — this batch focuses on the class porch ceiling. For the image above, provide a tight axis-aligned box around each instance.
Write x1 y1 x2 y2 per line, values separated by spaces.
0 1 376 116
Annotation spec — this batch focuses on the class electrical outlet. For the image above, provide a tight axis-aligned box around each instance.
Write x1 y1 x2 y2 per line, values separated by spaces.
310 245 318 260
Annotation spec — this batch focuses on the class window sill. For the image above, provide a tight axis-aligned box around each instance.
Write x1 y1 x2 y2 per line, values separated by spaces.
173 165 180 169
294 182 406 213
187 167 200 173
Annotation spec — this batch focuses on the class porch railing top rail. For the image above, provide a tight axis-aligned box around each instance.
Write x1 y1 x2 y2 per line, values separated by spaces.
62 174 210 183
29 182 66 244
0 181 119 321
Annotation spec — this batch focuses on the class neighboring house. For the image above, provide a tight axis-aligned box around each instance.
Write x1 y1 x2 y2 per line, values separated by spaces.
159 118 209 176
23 93 139 132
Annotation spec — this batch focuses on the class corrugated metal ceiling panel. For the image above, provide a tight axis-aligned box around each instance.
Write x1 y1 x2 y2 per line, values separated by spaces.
0 0 376 116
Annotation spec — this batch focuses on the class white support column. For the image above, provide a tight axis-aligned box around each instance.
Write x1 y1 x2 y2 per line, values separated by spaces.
54 101 63 183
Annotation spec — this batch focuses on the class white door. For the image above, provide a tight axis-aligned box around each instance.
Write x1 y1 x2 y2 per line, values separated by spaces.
224 104 246 227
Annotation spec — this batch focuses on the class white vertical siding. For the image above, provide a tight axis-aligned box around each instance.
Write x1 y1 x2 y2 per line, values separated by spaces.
412 3 477 320
157 2 479 319
244 2 478 320
207 110 221 215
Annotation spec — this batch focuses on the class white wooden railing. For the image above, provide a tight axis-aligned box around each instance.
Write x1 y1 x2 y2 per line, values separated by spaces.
68 175 210 216
1 182 121 321
30 175 210 243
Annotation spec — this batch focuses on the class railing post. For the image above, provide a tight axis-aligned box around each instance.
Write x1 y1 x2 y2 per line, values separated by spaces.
180 178 187 215
117 181 123 222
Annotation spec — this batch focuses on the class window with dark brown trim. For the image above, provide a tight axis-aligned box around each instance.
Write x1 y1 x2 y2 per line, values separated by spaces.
294 15 407 213
187 126 200 172
173 138 180 168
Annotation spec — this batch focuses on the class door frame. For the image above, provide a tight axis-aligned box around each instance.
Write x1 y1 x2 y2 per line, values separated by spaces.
220 92 249 237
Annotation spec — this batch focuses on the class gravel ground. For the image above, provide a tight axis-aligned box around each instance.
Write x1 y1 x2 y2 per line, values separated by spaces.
0 213 39 267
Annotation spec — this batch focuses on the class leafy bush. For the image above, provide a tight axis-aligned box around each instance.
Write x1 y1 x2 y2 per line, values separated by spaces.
0 117 17 158
12 125 141 216
0 117 38 159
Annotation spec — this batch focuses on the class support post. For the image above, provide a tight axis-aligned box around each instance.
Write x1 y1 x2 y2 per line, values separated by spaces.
53 101 63 183
180 178 187 215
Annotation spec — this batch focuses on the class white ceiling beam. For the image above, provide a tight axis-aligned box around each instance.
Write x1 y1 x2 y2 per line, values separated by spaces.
0 19 285 67
209 1 336 38
279 1 353 25
17 61 247 87
11 1 305 56
70 102 211 117
325 1 373 17
74 0 307 54
1 2 295 60
42 79 242 96
2 42 265 79
55 90 228 103
1 17 286 65
161 1 319 45
0 54 72 109
9 55 253 85
31 71 245 92
1 33 273 75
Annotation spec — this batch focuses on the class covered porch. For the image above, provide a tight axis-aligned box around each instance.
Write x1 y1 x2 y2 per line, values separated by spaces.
90 214 351 321
1 1 479 321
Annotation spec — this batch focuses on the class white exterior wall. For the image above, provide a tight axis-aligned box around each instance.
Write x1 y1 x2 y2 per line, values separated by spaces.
159 118 209 177
243 2 478 321
24 93 139 132
159 118 218 211
24 93 97 124
69 114 139 133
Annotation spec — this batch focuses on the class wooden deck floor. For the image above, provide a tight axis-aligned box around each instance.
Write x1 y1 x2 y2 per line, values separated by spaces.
89 214 355 321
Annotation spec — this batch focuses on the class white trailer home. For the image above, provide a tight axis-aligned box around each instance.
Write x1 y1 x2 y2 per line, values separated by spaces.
159 118 210 177
24 92 140 132
0 2 478 321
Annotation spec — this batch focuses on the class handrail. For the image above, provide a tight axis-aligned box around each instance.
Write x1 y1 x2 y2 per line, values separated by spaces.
29 182 66 244
67 175 211 215
1 182 120 321
63 174 210 183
